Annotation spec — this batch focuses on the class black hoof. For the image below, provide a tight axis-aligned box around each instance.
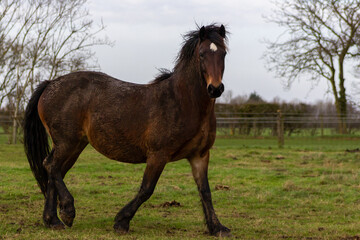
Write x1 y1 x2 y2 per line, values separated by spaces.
44 217 65 230
212 225 231 237
59 204 75 227
60 209 75 227
113 221 129 234
50 222 66 230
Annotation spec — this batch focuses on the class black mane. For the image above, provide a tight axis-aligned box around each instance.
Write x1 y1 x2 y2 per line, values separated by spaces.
151 24 228 84
152 68 173 83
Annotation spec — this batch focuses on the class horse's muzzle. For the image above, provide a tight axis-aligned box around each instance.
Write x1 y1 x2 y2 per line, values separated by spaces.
207 83 224 98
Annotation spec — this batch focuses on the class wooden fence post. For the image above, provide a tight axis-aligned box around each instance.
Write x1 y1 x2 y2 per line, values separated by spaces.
11 109 18 144
320 114 324 137
253 118 257 137
277 110 284 148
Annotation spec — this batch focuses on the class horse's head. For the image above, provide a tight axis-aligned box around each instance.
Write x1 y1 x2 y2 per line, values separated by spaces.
198 25 227 98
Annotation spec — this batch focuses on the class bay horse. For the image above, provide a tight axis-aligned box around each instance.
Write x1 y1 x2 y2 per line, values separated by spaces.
23 24 230 237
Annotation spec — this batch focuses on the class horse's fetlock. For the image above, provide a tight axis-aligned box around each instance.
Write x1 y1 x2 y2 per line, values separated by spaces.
63 195 74 205
43 213 52 224
60 201 75 214
115 210 132 221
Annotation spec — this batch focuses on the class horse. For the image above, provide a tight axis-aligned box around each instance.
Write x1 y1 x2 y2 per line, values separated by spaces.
23 24 230 237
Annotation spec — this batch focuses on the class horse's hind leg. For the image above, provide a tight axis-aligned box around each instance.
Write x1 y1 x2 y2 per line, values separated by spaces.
42 150 64 229
43 141 88 227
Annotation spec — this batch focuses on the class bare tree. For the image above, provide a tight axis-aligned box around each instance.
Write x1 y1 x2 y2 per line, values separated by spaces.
0 0 112 143
230 94 248 105
218 90 233 104
264 0 360 133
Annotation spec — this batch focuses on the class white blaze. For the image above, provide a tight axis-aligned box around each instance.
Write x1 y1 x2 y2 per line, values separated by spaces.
210 42 218 52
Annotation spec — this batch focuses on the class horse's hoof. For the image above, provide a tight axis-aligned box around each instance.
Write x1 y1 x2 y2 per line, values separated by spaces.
216 230 232 237
44 217 65 230
114 227 129 235
60 208 75 227
113 221 129 234
50 222 65 230
213 225 231 237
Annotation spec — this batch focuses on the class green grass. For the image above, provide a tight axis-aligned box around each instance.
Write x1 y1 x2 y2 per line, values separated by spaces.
1 137 360 239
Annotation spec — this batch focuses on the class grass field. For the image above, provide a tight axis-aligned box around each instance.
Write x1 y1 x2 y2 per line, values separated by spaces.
1 136 360 239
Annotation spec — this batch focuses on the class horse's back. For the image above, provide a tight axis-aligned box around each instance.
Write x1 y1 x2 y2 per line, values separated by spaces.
38 72 124 127
39 71 146 120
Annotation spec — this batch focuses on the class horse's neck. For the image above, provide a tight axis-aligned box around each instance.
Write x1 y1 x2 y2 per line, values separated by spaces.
174 64 215 116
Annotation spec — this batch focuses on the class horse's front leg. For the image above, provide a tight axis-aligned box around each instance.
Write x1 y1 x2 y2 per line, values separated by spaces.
188 151 231 237
114 152 167 233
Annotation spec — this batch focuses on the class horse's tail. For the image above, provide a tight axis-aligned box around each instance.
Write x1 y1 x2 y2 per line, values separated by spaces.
23 81 51 196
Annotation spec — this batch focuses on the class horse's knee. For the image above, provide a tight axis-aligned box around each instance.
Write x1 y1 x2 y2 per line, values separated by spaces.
138 186 154 202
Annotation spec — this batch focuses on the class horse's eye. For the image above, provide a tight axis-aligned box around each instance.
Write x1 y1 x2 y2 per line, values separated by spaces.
199 52 204 59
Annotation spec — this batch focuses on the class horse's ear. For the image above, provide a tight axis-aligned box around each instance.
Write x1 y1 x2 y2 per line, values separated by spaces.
199 26 206 41
219 25 226 38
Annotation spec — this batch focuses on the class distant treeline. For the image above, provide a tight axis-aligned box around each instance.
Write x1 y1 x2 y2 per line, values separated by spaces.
215 99 360 136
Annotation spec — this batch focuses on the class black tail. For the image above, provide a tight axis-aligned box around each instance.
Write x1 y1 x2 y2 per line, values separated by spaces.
23 81 51 196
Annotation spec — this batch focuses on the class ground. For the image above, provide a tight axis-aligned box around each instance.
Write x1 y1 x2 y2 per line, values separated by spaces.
1 136 360 239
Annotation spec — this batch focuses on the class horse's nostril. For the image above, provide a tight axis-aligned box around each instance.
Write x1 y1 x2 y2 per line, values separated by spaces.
207 84 215 94
219 83 224 93
207 83 224 98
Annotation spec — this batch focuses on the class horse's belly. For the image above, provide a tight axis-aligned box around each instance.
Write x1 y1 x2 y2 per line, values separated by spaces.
90 140 147 164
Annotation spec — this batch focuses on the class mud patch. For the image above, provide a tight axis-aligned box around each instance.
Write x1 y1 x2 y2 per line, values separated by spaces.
159 200 181 208
0 204 9 213
341 236 360 240
215 184 230 191
345 148 360 153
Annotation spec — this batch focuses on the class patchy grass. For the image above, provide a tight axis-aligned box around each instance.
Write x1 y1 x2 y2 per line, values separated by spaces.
1 137 360 239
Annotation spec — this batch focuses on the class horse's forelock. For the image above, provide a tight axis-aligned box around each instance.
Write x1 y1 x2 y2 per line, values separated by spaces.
175 24 228 67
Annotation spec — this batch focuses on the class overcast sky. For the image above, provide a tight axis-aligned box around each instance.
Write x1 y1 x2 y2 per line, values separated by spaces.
87 0 352 103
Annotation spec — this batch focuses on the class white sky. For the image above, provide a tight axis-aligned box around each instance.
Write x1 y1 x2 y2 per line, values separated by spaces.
88 0 356 104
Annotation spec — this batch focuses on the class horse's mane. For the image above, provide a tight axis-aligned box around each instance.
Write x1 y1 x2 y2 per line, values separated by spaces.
151 24 228 84
153 68 173 83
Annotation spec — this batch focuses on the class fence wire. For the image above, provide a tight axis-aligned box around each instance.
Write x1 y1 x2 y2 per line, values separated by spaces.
215 112 360 137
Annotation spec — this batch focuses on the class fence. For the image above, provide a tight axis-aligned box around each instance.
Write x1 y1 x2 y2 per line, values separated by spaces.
0 114 12 132
216 111 360 137
1 111 360 145
0 113 22 144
